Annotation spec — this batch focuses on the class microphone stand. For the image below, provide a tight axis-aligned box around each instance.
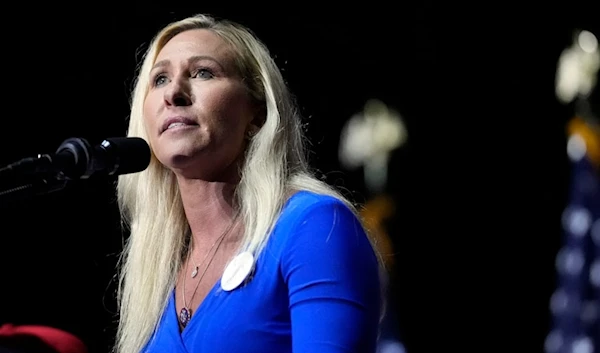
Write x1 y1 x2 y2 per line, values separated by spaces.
0 178 68 204
0 155 69 205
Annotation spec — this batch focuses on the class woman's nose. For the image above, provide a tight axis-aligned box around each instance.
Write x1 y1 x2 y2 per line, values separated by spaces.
164 80 192 106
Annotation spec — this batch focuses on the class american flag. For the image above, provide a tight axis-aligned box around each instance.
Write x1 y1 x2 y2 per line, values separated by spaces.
545 117 600 353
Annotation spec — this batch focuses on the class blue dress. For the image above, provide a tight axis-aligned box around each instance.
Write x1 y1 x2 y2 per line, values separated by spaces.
142 191 382 352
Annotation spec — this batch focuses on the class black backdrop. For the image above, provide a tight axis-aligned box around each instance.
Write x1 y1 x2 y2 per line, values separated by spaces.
0 4 598 353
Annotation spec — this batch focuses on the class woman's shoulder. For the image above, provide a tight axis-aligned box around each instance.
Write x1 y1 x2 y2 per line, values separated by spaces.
274 190 364 242
282 190 354 216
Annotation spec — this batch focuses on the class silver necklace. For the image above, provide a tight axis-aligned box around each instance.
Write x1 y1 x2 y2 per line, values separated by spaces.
179 212 239 328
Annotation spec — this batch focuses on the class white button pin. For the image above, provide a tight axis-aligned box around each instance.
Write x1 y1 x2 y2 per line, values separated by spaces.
221 251 254 291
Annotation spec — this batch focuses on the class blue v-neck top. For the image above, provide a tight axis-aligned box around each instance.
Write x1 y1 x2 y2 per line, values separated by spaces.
142 191 382 353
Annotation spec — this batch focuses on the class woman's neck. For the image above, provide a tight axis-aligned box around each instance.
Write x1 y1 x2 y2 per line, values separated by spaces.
176 176 240 247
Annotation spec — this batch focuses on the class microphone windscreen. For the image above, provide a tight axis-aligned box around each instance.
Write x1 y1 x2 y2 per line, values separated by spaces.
100 137 151 176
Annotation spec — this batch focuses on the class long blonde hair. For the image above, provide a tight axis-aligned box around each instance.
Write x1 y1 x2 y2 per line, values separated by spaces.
115 13 381 353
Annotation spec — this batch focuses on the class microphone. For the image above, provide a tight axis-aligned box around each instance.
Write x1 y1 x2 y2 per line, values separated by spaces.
0 137 151 181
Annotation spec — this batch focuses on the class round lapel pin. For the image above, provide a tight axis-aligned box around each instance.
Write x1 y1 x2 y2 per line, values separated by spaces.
221 251 255 291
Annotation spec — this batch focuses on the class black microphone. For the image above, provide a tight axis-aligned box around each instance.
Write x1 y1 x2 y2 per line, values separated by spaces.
0 137 151 180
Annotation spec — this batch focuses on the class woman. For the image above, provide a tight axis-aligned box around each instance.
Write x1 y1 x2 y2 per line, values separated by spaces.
115 13 383 353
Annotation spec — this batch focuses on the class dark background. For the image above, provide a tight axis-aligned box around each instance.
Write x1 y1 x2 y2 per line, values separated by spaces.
0 4 598 353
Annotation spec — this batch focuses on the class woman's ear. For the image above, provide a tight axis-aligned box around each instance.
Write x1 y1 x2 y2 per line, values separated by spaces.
252 103 266 128
245 104 265 139
246 124 260 139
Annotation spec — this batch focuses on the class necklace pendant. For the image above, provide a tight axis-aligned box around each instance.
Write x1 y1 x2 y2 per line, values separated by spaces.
179 307 192 327
191 266 198 278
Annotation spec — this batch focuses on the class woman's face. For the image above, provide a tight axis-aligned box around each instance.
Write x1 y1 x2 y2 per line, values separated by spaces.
144 29 258 180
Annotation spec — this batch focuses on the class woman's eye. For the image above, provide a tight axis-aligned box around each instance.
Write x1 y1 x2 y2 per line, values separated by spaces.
193 69 214 79
154 74 168 87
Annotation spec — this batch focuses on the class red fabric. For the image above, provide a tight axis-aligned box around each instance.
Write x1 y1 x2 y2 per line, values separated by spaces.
0 324 88 353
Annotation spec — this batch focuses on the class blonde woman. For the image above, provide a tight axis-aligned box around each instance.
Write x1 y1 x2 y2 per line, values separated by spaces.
115 13 383 353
